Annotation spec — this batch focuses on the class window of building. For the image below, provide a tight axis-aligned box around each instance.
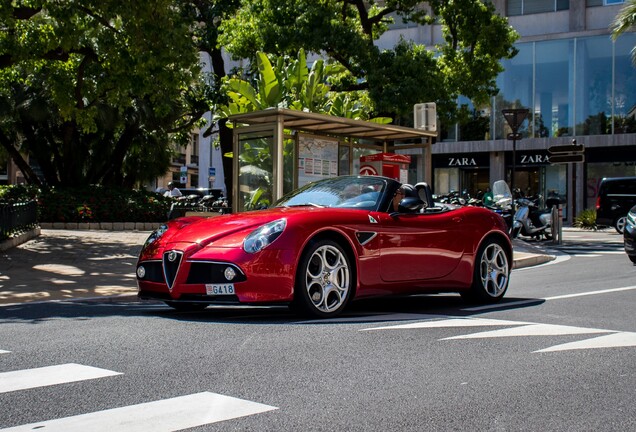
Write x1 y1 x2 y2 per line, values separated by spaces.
588 0 625 5
190 134 199 165
508 0 569 16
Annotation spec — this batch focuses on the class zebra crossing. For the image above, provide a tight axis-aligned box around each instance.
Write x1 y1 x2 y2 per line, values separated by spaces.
360 315 636 352
0 358 277 431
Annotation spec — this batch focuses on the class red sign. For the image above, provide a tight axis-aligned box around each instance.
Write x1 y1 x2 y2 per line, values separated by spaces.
360 153 411 164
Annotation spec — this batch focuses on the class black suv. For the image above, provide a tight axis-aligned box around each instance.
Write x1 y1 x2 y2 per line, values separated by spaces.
596 177 636 233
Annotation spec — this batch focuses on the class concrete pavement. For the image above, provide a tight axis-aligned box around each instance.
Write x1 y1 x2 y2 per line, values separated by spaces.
0 229 555 306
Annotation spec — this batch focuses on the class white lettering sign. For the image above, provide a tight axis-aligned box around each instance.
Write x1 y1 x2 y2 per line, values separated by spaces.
448 157 477 166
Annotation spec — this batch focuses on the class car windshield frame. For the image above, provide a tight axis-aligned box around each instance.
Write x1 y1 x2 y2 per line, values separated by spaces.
274 176 393 211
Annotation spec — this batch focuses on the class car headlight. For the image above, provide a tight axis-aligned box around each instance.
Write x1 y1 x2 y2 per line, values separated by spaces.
144 224 169 248
243 219 286 254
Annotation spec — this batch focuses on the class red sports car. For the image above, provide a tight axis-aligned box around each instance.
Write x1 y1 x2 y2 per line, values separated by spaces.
136 175 512 318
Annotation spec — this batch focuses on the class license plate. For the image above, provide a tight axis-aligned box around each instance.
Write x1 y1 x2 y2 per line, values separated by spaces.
205 283 235 295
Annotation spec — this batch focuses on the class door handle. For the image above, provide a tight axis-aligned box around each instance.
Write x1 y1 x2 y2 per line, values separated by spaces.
452 216 462 223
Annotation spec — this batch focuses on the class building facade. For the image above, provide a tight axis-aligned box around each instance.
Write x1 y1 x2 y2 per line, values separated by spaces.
381 0 636 223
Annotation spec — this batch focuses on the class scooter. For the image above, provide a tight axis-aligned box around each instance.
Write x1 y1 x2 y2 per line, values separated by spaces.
512 196 552 240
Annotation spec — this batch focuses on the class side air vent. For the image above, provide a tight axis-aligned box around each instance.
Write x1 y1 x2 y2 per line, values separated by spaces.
163 250 183 290
356 232 377 246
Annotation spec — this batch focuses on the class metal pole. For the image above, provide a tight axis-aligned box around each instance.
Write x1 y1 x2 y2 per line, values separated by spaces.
511 138 516 200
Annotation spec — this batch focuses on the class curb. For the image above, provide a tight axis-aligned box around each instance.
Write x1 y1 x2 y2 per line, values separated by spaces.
0 227 41 252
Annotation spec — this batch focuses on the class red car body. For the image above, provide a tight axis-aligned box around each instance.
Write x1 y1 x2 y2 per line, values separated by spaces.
137 176 512 317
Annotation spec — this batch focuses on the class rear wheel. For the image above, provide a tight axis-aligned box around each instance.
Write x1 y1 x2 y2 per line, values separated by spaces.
294 239 353 318
165 301 208 312
615 216 627 234
629 255 636 264
462 239 510 303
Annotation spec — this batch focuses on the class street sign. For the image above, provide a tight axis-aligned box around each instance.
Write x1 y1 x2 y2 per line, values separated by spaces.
209 167 216 176
548 144 584 154
507 132 522 141
502 108 529 132
550 154 585 164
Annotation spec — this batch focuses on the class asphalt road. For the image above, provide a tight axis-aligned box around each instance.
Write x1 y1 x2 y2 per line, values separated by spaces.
1 229 635 431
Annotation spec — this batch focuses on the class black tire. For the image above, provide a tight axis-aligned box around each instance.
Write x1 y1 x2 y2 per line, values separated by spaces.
629 255 636 264
462 239 510 303
164 301 208 312
293 239 353 318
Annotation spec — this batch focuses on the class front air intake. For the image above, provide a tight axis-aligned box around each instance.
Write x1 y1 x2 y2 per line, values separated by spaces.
163 250 183 290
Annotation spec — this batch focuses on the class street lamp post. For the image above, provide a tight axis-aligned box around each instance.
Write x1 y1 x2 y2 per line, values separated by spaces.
502 108 529 198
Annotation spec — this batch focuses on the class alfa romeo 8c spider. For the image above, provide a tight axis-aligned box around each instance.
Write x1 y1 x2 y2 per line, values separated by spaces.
136 175 512 318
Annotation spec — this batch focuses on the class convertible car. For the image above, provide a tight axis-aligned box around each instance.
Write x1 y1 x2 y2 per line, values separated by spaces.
136 175 512 318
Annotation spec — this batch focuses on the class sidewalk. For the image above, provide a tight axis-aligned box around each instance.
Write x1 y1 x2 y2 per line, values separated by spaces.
0 229 555 306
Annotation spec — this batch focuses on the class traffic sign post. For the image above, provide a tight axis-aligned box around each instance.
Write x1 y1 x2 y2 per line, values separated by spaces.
502 108 529 197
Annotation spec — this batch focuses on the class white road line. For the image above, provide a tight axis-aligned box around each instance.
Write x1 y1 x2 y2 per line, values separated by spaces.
543 285 636 300
0 350 10 354
0 392 278 432
360 317 529 331
296 313 445 325
535 332 636 353
463 285 636 312
0 363 122 394
441 323 612 340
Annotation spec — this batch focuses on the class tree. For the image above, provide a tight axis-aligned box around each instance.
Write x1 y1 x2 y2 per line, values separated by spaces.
0 1 208 187
219 0 518 126
611 0 636 65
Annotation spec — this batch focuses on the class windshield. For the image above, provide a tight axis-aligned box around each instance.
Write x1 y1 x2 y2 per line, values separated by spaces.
492 180 512 207
275 176 388 210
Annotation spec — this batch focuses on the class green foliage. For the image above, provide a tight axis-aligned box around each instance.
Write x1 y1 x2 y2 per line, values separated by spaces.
0 1 209 187
219 0 519 125
573 208 598 231
0 185 171 223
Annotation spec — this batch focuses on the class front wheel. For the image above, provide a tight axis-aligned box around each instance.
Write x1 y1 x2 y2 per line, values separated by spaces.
462 239 510 303
294 239 353 318
615 216 627 234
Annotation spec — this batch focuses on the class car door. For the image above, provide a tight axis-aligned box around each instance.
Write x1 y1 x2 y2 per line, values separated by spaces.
376 210 466 282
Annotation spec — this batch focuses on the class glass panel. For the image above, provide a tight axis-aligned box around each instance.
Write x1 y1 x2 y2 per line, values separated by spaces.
575 36 613 135
283 137 295 194
237 131 274 211
434 168 459 196
613 32 636 134
495 43 533 139
524 0 557 14
586 0 603 6
536 39 572 137
507 0 522 16
556 0 569 10
339 145 351 175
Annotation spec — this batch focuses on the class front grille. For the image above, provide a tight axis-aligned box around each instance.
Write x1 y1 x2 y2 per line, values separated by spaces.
163 250 183 289
139 261 164 283
186 262 246 284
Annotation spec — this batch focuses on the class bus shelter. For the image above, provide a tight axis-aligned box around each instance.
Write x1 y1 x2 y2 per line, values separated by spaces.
229 108 437 212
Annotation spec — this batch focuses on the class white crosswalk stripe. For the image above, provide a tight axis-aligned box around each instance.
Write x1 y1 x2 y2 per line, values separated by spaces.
0 355 278 430
0 363 122 394
361 316 636 352
0 392 278 432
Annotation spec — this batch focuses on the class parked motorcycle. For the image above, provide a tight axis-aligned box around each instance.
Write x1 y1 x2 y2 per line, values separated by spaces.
512 195 552 240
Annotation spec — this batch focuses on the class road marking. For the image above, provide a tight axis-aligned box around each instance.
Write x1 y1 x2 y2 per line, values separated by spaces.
360 317 530 331
543 285 636 300
0 363 122 394
535 332 636 352
441 323 611 340
296 313 445 325
463 285 636 312
362 316 635 352
0 392 278 432
0 350 9 354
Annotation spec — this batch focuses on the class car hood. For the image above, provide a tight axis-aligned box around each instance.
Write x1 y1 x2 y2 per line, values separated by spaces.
161 207 315 246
